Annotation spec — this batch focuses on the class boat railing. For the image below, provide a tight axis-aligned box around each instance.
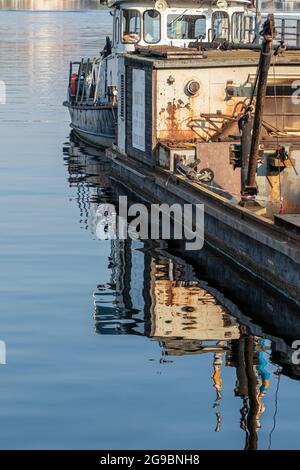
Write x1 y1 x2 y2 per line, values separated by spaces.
261 14 300 46
68 58 101 105
275 18 300 46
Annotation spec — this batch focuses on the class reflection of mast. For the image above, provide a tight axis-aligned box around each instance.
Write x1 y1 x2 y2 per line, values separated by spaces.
232 337 250 439
230 335 270 450
244 335 259 450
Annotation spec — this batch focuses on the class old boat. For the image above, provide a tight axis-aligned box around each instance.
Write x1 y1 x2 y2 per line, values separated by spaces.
64 0 258 147
64 1 300 302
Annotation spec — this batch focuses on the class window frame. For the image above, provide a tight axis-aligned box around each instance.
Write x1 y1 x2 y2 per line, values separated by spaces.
211 10 230 41
113 16 120 46
121 9 141 45
231 12 244 43
244 15 255 43
143 9 161 44
166 13 207 40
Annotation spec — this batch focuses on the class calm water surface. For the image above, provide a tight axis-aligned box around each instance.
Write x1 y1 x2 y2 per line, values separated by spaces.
0 10 300 450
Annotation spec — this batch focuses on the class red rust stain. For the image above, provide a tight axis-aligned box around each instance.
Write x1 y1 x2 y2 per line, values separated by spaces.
166 100 179 131
158 98 198 142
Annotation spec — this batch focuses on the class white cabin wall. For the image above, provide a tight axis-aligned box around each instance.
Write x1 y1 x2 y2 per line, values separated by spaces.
98 59 107 104
107 55 118 87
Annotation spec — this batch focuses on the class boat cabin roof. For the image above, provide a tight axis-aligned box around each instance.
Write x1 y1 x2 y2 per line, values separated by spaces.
124 47 300 68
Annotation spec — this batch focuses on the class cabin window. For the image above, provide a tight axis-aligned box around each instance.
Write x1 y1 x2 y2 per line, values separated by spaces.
211 11 230 40
244 16 255 43
122 10 141 44
144 10 161 44
232 12 244 43
167 14 206 40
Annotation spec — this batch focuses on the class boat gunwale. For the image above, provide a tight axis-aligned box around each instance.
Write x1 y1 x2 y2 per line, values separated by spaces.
63 101 117 111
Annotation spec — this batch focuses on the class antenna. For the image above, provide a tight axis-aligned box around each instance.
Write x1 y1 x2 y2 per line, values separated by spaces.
155 0 168 12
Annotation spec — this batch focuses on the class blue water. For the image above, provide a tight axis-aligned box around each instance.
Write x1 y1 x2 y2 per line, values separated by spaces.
0 10 300 450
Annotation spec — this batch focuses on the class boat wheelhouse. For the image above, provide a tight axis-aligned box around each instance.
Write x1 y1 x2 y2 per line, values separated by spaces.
110 0 256 51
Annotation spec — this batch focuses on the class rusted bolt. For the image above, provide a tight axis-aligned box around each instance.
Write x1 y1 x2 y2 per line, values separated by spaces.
186 80 200 96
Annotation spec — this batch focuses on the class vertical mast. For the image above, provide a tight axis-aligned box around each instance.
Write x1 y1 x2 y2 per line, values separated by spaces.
241 14 276 201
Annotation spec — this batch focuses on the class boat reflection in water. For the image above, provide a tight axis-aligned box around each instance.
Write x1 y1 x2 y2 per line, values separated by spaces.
64 136 300 450
94 244 272 449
